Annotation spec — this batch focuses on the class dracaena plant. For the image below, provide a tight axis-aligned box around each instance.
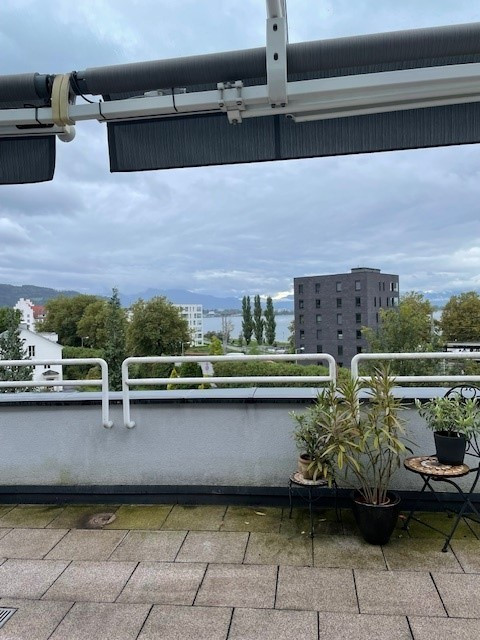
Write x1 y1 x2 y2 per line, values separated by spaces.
315 364 410 505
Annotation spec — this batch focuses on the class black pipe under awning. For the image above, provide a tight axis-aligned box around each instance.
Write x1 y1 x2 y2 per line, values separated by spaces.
2 22 480 101
71 22 480 95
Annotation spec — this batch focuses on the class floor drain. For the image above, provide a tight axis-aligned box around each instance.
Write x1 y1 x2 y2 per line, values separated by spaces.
0 608 16 629
85 512 116 528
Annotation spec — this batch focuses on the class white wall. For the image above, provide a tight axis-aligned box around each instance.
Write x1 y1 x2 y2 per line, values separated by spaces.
0 392 471 494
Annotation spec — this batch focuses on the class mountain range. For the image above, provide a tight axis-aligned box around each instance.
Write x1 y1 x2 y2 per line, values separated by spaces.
118 288 294 311
0 283 476 312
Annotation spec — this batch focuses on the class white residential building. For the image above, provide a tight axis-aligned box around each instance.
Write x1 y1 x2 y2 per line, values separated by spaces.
13 298 46 332
174 304 204 346
19 327 63 388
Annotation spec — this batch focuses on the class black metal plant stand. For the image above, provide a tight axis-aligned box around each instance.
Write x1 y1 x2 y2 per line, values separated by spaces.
288 472 339 538
402 455 480 551
403 385 480 552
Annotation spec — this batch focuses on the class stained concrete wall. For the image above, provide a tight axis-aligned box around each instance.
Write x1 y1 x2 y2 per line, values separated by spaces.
0 388 471 493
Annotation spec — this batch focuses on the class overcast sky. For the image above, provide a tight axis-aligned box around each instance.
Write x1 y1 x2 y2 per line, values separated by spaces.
1 0 480 301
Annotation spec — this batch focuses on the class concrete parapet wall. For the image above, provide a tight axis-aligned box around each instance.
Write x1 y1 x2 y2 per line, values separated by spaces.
0 388 471 493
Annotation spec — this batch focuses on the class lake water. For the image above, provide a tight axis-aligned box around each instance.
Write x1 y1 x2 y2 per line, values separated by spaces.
203 314 293 343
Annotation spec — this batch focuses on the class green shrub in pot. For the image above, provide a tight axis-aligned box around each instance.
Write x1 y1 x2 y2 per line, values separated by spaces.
415 394 480 464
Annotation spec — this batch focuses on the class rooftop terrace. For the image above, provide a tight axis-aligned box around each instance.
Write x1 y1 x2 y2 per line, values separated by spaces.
0 503 480 639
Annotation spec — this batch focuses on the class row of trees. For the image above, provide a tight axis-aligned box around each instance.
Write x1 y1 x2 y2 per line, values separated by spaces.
241 295 276 345
362 291 480 376
364 290 480 350
0 291 190 390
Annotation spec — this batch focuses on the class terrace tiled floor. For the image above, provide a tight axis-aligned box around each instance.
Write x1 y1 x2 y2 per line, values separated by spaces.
0 503 479 639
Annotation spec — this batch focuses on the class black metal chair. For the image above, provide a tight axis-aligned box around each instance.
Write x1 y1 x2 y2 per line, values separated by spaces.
402 385 480 551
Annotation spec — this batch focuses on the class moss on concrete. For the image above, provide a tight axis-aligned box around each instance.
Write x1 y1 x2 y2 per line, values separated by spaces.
46 505 119 529
105 505 173 530
162 505 227 531
221 506 282 533
0 504 64 528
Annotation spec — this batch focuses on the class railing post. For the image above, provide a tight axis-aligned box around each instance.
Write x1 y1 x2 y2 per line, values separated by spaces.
99 359 113 428
122 358 135 429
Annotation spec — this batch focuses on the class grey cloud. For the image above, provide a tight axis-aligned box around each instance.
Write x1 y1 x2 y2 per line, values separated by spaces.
1 1 480 298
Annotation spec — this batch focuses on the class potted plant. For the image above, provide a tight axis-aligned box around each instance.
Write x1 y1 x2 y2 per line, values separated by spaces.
415 394 480 465
313 365 410 544
291 406 334 482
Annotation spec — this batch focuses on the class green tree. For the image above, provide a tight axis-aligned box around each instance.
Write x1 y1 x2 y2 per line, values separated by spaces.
441 291 480 342
0 308 21 333
62 346 105 380
0 309 32 390
77 300 109 349
242 296 253 345
362 292 439 376
177 361 203 389
209 336 224 355
103 288 127 391
264 296 276 345
253 295 264 344
287 319 295 353
38 294 101 346
126 296 190 356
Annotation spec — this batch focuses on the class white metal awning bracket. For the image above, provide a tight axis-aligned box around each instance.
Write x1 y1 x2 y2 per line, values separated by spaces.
266 0 288 107
3 62 480 131
217 81 245 124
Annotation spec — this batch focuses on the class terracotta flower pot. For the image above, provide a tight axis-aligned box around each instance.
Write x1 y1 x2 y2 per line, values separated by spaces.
298 454 314 479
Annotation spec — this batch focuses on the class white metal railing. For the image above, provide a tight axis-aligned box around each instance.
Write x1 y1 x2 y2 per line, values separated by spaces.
0 358 113 428
121 353 336 428
351 351 480 384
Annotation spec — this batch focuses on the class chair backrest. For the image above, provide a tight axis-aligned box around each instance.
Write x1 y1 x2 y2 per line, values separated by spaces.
444 385 480 457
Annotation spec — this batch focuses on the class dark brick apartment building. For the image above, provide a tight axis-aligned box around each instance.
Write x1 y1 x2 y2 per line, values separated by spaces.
294 267 399 367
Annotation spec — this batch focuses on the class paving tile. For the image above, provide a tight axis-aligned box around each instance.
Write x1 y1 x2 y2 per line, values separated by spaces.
314 535 387 569
195 563 277 608
176 531 248 564
104 505 172 530
0 528 68 559
44 529 127 561
405 512 477 540
451 539 480 572
318 612 411 640
0 506 15 520
0 598 73 640
46 505 119 529
110 530 187 562
117 562 206 605
229 608 317 640
276 566 358 613
409 616 480 639
137 605 232 640
0 559 68 599
355 569 446 616
280 508 343 536
49 602 151 640
383 538 463 572
162 505 226 531
41 560 137 603
244 532 313 566
432 572 480 618
221 506 282 532
0 505 64 528
0 528 12 540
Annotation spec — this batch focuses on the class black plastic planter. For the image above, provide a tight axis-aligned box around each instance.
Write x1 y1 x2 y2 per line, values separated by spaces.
434 432 467 465
351 491 401 545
